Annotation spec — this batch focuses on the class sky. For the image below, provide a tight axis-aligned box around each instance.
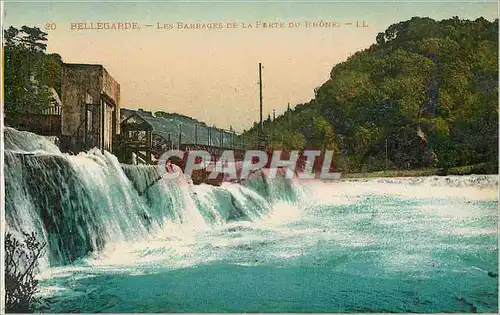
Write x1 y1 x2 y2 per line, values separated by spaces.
3 1 498 131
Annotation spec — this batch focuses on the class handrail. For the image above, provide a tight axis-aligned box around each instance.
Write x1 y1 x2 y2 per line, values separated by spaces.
71 118 87 138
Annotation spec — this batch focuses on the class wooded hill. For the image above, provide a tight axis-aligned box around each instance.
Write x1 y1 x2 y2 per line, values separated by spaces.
244 17 498 173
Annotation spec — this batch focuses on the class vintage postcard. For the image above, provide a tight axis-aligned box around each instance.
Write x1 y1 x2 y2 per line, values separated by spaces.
1 0 498 313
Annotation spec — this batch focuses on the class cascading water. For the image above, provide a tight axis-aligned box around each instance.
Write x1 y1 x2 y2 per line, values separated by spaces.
4 127 298 267
4 127 498 313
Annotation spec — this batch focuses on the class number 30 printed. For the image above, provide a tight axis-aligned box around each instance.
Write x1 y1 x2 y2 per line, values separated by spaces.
44 23 56 30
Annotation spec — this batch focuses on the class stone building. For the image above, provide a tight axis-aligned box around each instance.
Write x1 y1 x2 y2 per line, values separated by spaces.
60 63 120 153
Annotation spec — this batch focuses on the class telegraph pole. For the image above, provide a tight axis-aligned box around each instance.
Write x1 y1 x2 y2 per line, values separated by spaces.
385 138 388 170
259 62 263 135
178 123 182 149
257 62 267 150
429 53 439 166
195 124 198 145
287 102 291 131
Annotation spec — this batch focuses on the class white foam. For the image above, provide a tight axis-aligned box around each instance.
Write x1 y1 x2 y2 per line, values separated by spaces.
301 177 497 202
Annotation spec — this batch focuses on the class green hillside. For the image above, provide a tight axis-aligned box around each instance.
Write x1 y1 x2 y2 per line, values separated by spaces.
244 17 498 173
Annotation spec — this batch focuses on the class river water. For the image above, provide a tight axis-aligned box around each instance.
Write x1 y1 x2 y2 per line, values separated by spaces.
4 128 498 313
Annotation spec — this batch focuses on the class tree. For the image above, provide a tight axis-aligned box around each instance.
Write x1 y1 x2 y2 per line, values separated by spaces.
4 26 59 116
241 16 498 173
154 111 169 118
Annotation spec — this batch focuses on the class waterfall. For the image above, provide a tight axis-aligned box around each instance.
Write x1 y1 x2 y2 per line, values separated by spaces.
4 127 299 267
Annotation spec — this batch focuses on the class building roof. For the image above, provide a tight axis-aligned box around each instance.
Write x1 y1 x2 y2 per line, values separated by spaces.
120 108 237 147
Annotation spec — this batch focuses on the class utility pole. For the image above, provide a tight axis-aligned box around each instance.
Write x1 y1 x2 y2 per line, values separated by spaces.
178 123 182 149
259 62 264 145
195 124 198 145
429 53 439 166
287 102 291 131
385 138 388 171
259 62 263 134
257 62 268 151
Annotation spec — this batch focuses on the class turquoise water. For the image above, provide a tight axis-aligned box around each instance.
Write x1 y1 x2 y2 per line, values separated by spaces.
36 186 497 313
4 128 498 313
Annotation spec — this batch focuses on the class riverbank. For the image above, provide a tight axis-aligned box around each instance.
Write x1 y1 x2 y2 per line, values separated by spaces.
342 163 498 179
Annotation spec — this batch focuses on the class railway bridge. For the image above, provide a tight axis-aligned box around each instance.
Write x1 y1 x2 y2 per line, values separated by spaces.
116 109 256 165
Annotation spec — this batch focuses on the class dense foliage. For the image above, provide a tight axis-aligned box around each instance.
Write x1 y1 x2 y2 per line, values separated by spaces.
4 26 62 115
244 17 498 172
